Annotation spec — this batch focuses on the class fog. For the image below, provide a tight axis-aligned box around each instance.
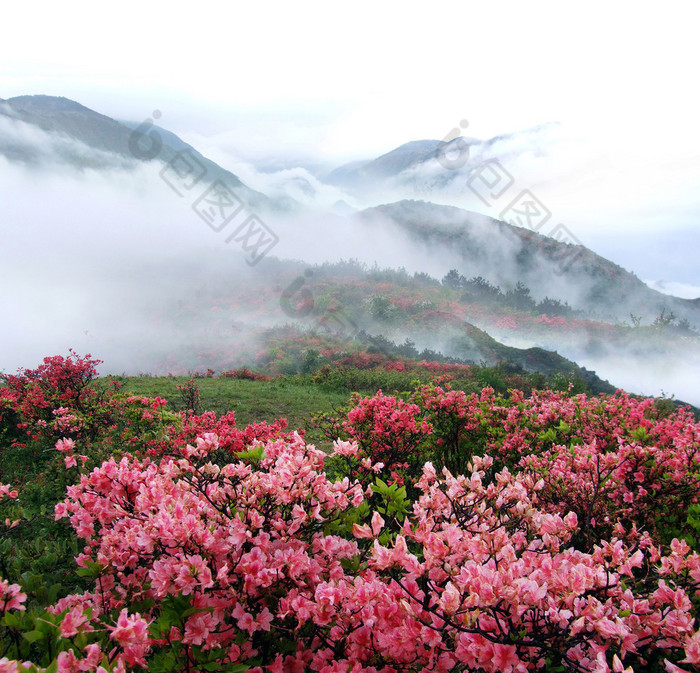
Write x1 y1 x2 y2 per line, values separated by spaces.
287 120 700 288
0 143 460 375
646 280 700 301
486 322 700 407
1 114 699 408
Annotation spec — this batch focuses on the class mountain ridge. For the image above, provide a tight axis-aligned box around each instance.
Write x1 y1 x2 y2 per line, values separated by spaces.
0 94 291 212
357 200 700 326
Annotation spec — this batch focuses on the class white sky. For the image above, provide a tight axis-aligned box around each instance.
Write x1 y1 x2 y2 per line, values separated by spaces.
2 1 700 284
2 1 698 158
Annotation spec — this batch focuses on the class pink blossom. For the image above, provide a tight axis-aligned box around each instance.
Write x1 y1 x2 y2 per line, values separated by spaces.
0 580 26 612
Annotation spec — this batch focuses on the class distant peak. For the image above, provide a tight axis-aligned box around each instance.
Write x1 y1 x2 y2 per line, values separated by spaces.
393 139 443 150
7 95 93 114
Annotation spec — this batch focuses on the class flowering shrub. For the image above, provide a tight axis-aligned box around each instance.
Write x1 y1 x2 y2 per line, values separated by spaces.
1 351 100 409
319 391 432 484
176 378 201 415
5 436 700 671
220 368 273 382
47 434 366 671
413 383 495 478
318 384 700 549
0 352 103 447
162 410 297 459
381 457 700 672
3 354 700 671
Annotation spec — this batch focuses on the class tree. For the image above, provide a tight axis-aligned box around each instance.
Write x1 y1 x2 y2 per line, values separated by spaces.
504 281 536 311
461 276 502 304
441 269 464 290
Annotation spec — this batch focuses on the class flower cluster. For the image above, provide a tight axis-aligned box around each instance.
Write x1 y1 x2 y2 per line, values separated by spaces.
341 391 432 480
32 438 700 672
3 353 700 671
323 384 700 547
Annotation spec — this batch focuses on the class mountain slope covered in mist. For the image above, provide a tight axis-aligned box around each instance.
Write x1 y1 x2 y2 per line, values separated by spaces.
118 254 614 395
0 95 289 212
1 93 698 405
324 125 557 198
326 139 447 188
358 200 700 327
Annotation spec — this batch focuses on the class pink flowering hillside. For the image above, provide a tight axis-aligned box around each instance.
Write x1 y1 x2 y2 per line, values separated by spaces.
2 353 700 672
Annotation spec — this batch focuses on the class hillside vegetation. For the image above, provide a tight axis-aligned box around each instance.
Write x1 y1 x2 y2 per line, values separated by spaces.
2 352 700 672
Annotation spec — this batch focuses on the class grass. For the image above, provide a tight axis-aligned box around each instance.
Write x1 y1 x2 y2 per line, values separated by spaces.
107 364 663 452
111 375 351 447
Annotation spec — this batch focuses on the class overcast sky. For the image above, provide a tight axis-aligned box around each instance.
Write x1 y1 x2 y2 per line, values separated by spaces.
2 2 698 156
2 1 700 288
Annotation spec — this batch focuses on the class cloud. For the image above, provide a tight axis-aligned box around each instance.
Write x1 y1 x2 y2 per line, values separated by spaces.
576 350 700 408
0 149 258 375
176 134 360 210
645 280 700 301
334 120 700 286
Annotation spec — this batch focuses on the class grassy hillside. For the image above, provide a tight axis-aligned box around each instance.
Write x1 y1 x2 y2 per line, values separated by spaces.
116 374 348 447
113 353 635 450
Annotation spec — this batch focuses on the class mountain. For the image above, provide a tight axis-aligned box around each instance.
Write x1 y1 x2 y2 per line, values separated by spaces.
326 140 445 187
1 95 135 158
1 95 697 405
324 124 559 199
356 200 700 328
0 95 291 212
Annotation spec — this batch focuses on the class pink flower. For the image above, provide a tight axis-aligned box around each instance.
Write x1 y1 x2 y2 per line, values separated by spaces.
682 630 700 664
183 612 219 646
257 607 273 632
232 604 257 635
59 606 89 637
332 440 359 457
0 581 26 612
352 523 373 539
55 438 75 454
57 650 80 673
0 484 18 500
440 582 461 614
491 643 522 673
109 609 149 645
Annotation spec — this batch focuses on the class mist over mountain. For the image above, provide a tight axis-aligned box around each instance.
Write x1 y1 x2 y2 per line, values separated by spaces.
325 139 447 189
0 95 288 213
324 124 559 201
358 201 700 326
1 94 699 406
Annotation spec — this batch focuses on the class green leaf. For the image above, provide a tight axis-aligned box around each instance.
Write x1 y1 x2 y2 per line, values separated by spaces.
631 427 649 443
373 478 389 495
75 560 106 578
225 665 251 673
181 605 210 619
2 611 21 628
22 629 46 643
538 428 557 443
149 649 179 673
236 445 266 464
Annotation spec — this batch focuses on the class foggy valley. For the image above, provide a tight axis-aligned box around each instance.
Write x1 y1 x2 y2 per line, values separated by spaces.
1 94 699 405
